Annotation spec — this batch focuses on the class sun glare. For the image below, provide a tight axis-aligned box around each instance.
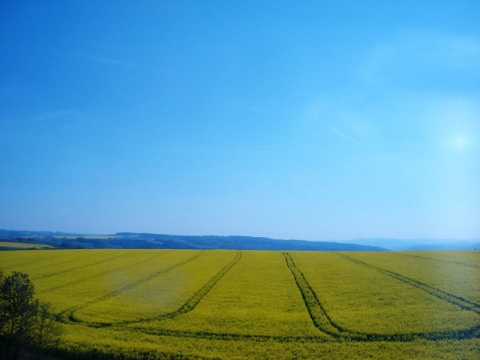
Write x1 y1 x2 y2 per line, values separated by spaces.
449 134 471 150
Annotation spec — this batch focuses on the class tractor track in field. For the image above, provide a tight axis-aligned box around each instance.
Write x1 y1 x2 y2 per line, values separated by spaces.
86 250 243 327
51 251 480 343
338 254 480 314
394 252 480 269
31 250 115 279
150 250 243 322
132 327 329 343
285 252 480 342
33 250 138 280
128 321 480 343
283 252 345 339
58 251 205 323
0 250 68 270
8 250 100 275
38 250 171 294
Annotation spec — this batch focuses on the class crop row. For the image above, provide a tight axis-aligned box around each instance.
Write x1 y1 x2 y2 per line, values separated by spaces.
133 323 480 343
2 249 478 350
122 251 480 343
49 323 480 360
137 251 321 339
39 251 170 294
133 326 325 343
58 251 205 324
287 252 480 341
157 250 243 320
347 251 480 305
33 250 137 280
107 250 244 326
338 254 480 313
7 250 98 275
282 252 342 339
395 252 480 269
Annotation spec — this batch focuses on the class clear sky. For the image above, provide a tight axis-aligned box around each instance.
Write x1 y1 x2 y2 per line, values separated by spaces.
1 1 479 240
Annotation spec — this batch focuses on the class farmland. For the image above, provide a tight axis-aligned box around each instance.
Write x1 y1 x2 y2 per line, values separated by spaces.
0 240 54 250
0 249 479 359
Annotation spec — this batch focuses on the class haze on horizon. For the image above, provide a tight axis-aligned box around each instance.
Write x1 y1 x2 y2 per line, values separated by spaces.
1 1 479 241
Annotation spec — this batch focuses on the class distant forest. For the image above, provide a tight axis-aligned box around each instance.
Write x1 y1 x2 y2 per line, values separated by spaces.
0 230 386 252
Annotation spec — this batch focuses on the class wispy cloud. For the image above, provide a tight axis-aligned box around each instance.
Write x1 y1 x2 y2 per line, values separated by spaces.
326 124 358 143
66 51 186 75
2 110 83 126
31 110 82 123
429 96 479 152
360 30 480 85
67 52 138 68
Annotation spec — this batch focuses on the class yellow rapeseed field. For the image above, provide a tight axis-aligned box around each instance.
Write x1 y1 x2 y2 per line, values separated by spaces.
0 249 479 359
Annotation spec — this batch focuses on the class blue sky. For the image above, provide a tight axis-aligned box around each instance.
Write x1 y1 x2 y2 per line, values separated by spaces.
1 1 479 240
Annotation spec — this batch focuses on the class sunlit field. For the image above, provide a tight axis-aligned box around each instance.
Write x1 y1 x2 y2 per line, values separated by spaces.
0 241 53 250
1 249 479 359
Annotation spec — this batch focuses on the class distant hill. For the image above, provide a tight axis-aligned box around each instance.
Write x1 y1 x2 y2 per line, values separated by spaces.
2 229 477 251
341 238 480 251
0 229 386 251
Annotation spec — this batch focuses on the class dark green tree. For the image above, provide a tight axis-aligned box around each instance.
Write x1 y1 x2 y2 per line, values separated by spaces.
0 271 62 359
0 272 38 358
31 302 62 358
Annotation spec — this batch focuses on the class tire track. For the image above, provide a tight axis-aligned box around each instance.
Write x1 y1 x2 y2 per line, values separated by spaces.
53 250 480 342
285 252 480 342
394 252 480 269
283 252 344 339
59 251 205 323
133 327 328 343
5 250 97 275
130 323 480 343
87 250 243 327
338 254 480 314
31 250 114 279
153 250 243 321
0 250 67 270
38 250 170 294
